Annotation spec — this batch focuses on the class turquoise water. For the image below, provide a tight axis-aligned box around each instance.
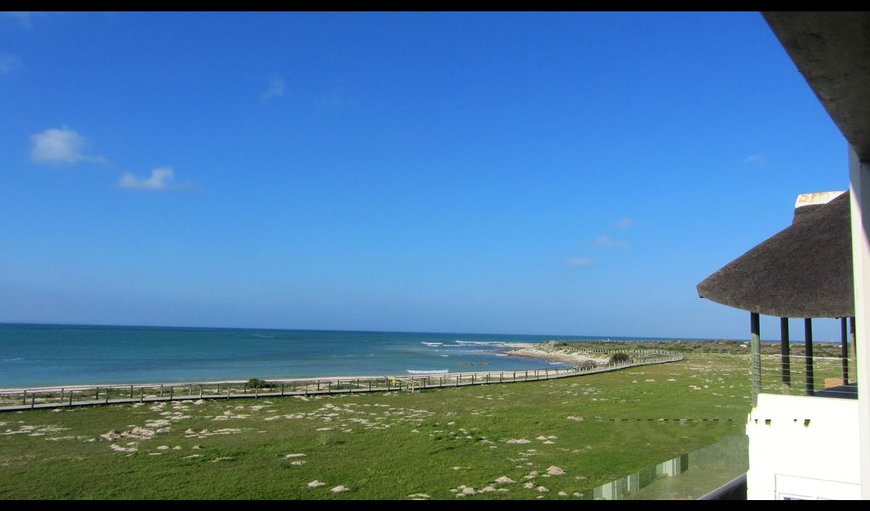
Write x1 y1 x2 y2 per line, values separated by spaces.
0 323 658 388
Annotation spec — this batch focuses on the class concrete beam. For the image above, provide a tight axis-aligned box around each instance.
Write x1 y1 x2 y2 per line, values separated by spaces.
764 12 870 160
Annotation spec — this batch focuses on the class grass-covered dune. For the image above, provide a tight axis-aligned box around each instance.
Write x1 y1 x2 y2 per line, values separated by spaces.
545 338 848 356
0 349 753 500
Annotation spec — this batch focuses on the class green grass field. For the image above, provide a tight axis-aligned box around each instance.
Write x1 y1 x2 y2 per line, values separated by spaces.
0 350 755 500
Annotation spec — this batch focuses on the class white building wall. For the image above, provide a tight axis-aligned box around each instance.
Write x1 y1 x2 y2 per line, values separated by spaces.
746 393 860 499
849 149 870 499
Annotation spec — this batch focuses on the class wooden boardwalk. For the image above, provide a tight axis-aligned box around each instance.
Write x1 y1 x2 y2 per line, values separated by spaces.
0 350 682 412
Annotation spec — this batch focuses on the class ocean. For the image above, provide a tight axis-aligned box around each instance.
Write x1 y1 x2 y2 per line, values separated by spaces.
0 323 636 389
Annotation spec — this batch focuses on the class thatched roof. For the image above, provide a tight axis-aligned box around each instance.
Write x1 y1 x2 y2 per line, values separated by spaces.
697 191 853 318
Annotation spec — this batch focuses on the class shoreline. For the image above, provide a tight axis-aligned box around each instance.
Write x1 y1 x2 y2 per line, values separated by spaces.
0 342 608 393
498 342 611 367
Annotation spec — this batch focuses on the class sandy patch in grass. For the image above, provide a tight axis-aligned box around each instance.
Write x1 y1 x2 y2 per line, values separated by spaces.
184 427 248 439
100 426 158 442
3 424 69 437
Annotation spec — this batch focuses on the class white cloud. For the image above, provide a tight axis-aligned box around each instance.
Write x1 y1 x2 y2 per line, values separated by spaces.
262 75 285 101
0 53 21 75
596 235 630 249
31 127 185 192
30 127 106 165
118 167 180 191
743 154 766 167
566 258 594 267
614 217 635 230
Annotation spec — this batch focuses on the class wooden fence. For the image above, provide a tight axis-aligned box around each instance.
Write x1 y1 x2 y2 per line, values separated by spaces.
0 349 683 412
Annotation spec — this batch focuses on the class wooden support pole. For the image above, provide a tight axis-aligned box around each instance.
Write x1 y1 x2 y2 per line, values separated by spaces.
781 317 791 394
851 316 857 359
750 312 761 405
805 318 815 396
842 317 850 385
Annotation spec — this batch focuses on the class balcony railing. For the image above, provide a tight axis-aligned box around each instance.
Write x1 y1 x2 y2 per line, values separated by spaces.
754 346 857 399
750 315 857 401
575 434 748 500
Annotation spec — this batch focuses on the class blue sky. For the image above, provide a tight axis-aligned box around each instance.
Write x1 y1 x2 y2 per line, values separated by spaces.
0 12 850 340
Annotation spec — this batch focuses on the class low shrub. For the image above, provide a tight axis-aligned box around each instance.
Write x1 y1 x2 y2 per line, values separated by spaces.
609 352 631 364
246 378 273 389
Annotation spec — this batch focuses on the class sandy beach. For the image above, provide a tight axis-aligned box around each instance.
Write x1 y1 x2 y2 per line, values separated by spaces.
498 343 610 367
